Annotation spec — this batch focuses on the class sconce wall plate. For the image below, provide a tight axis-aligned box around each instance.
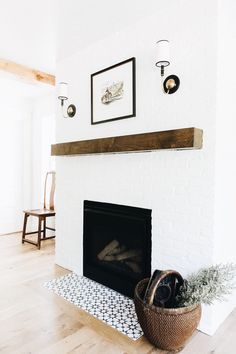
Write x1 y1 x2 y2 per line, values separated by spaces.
163 75 180 94
67 104 76 118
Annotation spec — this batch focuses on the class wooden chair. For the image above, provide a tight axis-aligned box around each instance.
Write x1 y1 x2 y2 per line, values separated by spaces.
22 171 56 249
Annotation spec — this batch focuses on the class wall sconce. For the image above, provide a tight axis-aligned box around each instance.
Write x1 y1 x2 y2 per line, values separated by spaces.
58 82 76 118
155 40 180 94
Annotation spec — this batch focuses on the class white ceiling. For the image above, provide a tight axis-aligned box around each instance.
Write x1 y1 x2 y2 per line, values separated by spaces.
0 0 55 73
0 0 160 99
0 0 160 70
0 0 55 100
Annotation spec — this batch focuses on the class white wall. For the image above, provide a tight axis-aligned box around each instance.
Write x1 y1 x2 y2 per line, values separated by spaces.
210 0 236 335
55 0 222 334
31 93 56 209
56 0 185 61
0 100 31 234
29 93 56 233
0 80 55 235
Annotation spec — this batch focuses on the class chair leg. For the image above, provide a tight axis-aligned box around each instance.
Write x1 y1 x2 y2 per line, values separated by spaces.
43 217 46 239
37 217 42 250
22 214 28 244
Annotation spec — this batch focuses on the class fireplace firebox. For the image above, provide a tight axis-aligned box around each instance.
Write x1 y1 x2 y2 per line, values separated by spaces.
83 200 151 298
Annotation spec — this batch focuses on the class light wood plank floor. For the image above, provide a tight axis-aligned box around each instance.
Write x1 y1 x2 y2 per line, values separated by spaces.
0 233 235 354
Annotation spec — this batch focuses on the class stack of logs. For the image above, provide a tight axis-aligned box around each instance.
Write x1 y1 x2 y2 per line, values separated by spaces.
97 239 142 273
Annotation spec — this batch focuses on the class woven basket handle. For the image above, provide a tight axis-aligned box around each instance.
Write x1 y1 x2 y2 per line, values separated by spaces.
144 270 184 306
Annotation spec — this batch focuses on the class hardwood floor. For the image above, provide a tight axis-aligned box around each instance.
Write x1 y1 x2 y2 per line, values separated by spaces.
0 233 235 354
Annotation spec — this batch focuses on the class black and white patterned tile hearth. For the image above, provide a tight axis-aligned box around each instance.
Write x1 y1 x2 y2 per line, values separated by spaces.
43 273 143 340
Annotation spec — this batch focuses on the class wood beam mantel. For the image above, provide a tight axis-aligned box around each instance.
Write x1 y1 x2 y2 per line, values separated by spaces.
0 58 55 86
51 127 203 156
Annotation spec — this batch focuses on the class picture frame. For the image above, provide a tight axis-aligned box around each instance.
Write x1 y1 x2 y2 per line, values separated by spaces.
91 57 136 125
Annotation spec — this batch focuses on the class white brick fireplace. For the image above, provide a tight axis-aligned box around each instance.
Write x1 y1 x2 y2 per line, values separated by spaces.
55 0 236 336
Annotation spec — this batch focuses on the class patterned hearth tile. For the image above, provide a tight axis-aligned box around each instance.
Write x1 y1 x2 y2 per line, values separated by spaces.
43 273 143 340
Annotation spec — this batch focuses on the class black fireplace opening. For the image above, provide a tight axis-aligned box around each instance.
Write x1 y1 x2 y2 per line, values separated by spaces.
83 200 151 298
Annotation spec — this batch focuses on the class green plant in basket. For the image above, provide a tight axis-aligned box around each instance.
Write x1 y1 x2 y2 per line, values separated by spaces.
175 263 236 308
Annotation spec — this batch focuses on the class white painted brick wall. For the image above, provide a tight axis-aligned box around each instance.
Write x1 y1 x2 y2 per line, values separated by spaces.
54 0 236 335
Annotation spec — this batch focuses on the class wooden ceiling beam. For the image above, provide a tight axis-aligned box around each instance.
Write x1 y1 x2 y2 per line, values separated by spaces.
0 58 55 86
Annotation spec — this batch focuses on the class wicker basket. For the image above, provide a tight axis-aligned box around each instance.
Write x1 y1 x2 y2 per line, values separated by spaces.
134 278 201 352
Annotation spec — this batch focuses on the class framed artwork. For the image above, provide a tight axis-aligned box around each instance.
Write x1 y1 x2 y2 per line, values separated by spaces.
91 57 136 125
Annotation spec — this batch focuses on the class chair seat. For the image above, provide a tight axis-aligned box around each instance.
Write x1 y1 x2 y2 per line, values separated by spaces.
24 209 56 217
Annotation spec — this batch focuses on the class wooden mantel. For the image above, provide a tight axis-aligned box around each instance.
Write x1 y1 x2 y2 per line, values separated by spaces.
51 127 203 156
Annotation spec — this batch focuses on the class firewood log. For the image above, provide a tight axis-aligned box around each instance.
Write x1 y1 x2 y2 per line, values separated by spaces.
103 255 117 261
107 244 126 256
103 248 141 261
125 261 142 273
97 240 119 260
115 249 141 261
102 248 141 262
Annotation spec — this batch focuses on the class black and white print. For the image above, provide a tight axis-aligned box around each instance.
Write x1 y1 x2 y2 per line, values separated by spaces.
91 57 136 125
43 273 143 340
